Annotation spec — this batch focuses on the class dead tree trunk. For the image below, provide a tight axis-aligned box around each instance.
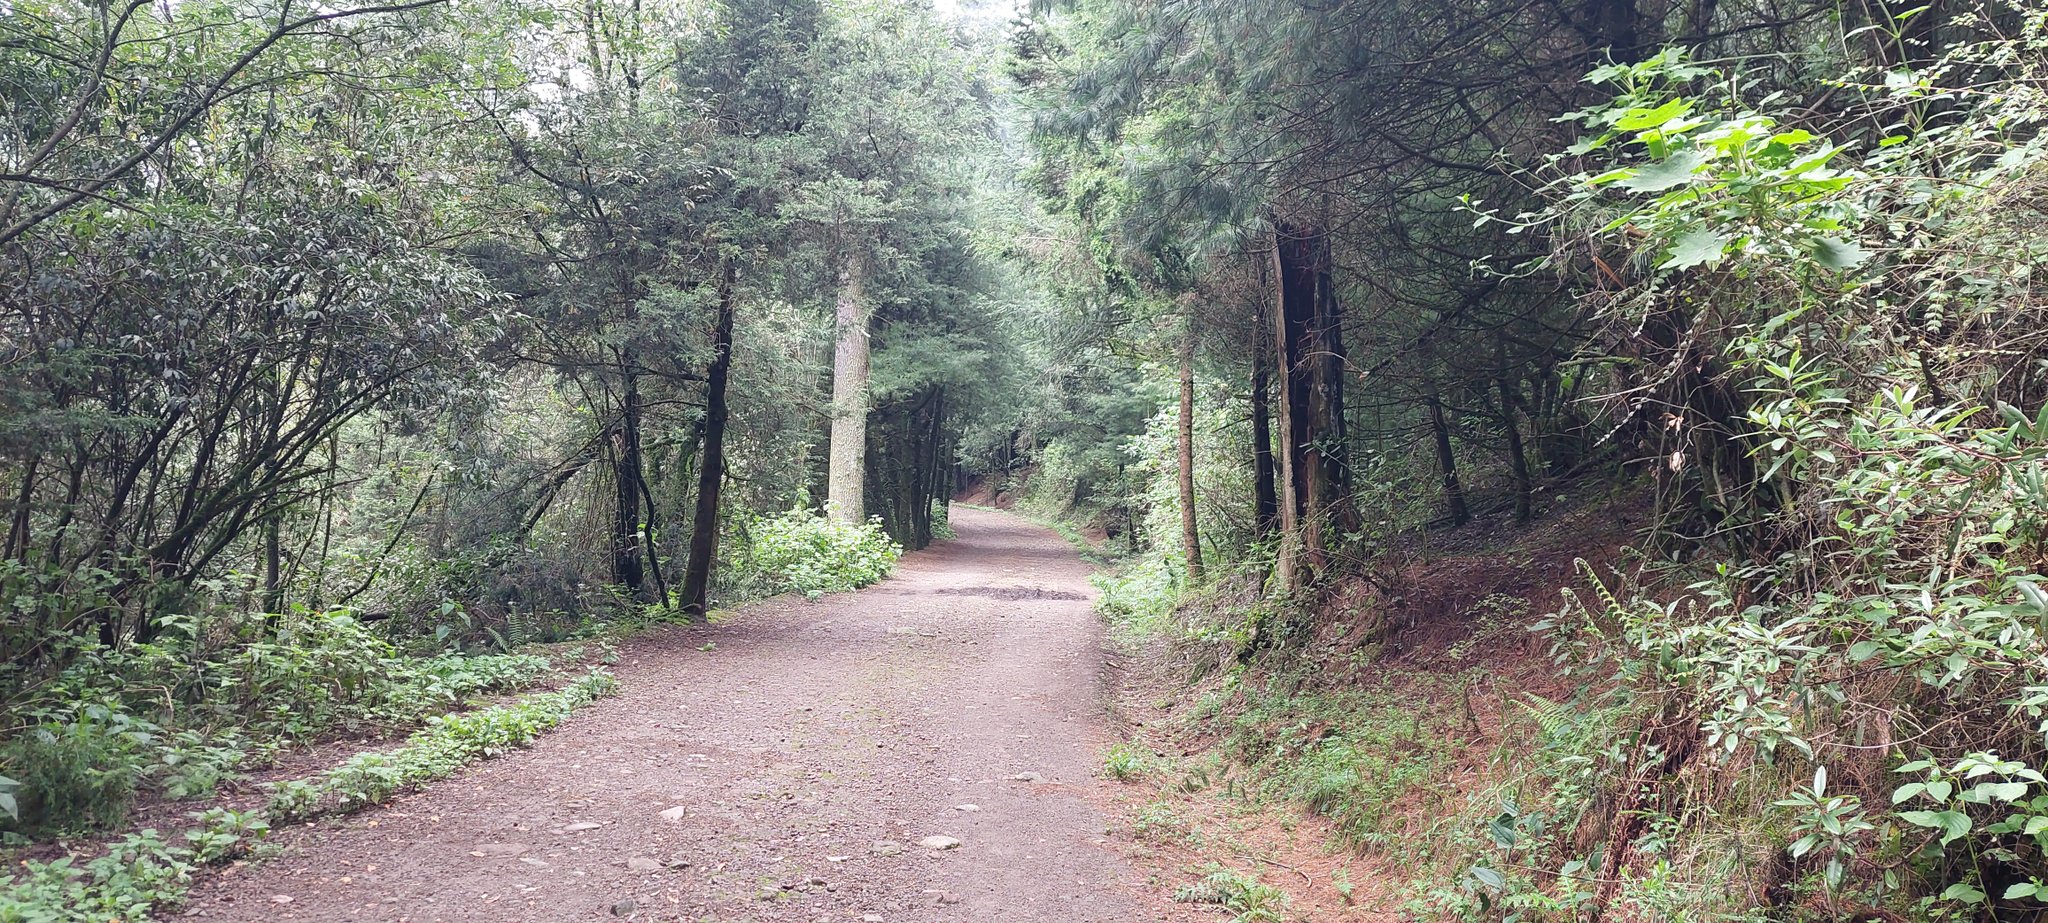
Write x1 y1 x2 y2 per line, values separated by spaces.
1495 336 1533 523
1270 220 1359 591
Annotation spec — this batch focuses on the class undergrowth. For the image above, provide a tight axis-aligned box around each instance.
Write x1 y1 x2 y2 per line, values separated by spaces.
0 609 560 840
0 669 615 920
265 668 616 822
717 507 902 600
1220 678 1462 853
1089 11 2048 921
1174 865 1289 922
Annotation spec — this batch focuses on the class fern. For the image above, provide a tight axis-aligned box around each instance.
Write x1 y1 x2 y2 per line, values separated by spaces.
1515 693 1578 738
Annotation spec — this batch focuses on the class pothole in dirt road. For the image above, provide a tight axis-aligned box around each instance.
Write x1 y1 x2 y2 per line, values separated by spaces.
930 586 1087 601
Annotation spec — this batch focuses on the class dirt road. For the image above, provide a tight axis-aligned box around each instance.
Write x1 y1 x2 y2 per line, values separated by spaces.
183 507 1189 923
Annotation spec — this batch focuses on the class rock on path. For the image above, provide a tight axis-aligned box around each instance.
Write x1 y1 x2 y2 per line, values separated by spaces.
183 506 1194 922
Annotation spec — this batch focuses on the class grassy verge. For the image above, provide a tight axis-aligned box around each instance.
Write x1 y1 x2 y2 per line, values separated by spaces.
0 669 616 921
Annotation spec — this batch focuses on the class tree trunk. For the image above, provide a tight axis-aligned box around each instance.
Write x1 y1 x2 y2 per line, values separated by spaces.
1424 380 1471 527
1250 292 1279 540
1176 324 1204 580
1271 234 1303 592
1270 220 1359 591
827 252 869 525
679 263 736 620
638 473 667 602
925 391 947 545
5 456 38 563
262 516 283 615
611 369 649 598
1586 0 1654 63
1495 337 1533 523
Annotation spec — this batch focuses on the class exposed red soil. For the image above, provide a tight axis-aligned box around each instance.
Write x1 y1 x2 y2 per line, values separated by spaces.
178 507 1206 923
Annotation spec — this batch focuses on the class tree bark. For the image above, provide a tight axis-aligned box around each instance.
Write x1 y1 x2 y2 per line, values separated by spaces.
262 515 283 615
1424 380 1471 527
1270 220 1359 591
611 370 649 598
1250 286 1279 540
1176 322 1204 580
1495 336 1534 523
1584 0 1654 63
827 251 870 525
679 262 736 620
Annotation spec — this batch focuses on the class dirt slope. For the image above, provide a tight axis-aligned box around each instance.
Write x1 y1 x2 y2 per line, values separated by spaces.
180 507 1195 923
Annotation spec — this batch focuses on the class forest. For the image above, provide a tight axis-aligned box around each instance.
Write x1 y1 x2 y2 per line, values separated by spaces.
2 0 2046 919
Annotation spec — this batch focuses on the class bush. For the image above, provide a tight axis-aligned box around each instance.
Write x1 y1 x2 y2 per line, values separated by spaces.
0 611 559 838
727 509 902 599
1467 27 2048 916
1102 742 1151 781
0 705 158 836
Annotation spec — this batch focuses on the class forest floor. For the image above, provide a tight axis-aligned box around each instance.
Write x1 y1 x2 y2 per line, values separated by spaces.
177 507 1203 923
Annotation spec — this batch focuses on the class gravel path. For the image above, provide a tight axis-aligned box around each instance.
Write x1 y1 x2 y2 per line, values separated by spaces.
182 506 1191 923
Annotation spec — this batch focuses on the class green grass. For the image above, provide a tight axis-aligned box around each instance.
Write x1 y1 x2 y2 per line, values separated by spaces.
1219 678 1460 851
267 668 617 821
1103 742 1152 781
0 670 616 921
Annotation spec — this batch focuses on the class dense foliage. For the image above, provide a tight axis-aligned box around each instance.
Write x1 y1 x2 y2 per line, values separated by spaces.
1008 0 2048 919
0 0 1041 880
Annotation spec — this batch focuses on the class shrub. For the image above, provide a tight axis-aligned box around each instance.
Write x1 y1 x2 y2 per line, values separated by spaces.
151 730 246 801
727 509 902 599
1174 866 1288 922
0 614 558 837
0 705 158 836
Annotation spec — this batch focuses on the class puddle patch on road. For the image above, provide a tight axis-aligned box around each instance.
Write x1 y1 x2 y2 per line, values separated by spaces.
931 586 1086 601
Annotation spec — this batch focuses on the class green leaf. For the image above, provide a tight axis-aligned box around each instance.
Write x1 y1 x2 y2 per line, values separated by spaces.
1900 809 1972 842
1969 781 2029 804
1567 133 1616 155
2004 882 2040 900
1850 640 1886 663
2017 581 2048 615
1941 882 1987 904
1812 237 1869 270
1617 151 1709 192
1587 167 1637 186
1660 229 1728 271
1615 98 1693 131
1470 866 1506 889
